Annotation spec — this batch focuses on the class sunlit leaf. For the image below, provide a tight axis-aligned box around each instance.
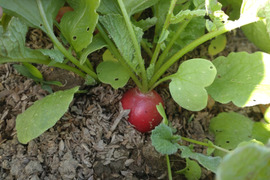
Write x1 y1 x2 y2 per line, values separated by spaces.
208 34 227 56
169 59 216 111
207 52 270 107
216 144 270 180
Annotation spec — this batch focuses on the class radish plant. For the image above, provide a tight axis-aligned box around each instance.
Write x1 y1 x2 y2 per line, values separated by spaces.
151 104 270 180
0 0 269 147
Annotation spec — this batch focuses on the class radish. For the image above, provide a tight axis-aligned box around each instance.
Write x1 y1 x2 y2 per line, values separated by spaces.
121 87 164 133
56 6 73 23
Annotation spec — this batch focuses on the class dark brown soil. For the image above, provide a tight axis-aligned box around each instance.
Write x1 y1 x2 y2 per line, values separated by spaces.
0 27 265 180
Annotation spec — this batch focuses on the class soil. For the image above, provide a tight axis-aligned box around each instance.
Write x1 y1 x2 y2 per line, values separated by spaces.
0 26 265 180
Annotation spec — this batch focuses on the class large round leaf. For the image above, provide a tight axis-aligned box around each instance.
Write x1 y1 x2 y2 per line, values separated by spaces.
207 52 270 107
169 59 216 111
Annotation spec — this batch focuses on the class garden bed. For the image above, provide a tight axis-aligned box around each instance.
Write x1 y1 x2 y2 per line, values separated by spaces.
0 28 263 180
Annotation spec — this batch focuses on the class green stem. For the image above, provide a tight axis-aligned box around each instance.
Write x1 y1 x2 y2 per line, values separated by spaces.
1 58 86 78
97 23 143 90
155 19 191 71
117 0 148 92
141 39 153 58
166 155 173 180
36 0 97 80
181 137 230 153
149 17 260 88
150 0 177 65
149 75 172 91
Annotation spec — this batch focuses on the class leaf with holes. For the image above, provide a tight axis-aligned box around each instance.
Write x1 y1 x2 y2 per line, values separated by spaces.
210 112 254 157
16 86 79 144
60 0 99 52
207 52 270 107
97 61 130 89
0 0 64 34
216 144 270 180
176 158 201 180
208 34 227 56
169 59 216 111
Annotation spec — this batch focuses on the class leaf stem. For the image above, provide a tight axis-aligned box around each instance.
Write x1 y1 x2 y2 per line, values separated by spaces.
117 0 148 92
166 155 173 180
1 58 86 78
181 137 230 153
155 19 191 71
36 0 97 80
150 0 177 65
96 23 143 90
149 17 261 88
141 39 153 58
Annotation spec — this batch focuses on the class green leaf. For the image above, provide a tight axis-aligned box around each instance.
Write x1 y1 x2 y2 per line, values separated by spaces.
13 64 41 82
60 0 99 52
240 0 268 19
169 17 205 49
96 61 130 89
208 34 227 56
156 103 167 123
177 158 201 180
153 0 170 37
146 64 155 80
265 106 270 123
179 146 222 173
84 75 97 86
207 52 270 107
80 34 107 65
171 9 206 24
99 14 143 73
216 144 270 180
133 17 157 31
252 122 270 144
192 0 205 8
0 0 64 34
16 86 79 144
22 62 43 80
0 17 47 64
98 0 160 16
242 20 270 53
210 112 254 157
102 49 118 62
151 123 181 155
169 59 216 111
39 49 65 64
